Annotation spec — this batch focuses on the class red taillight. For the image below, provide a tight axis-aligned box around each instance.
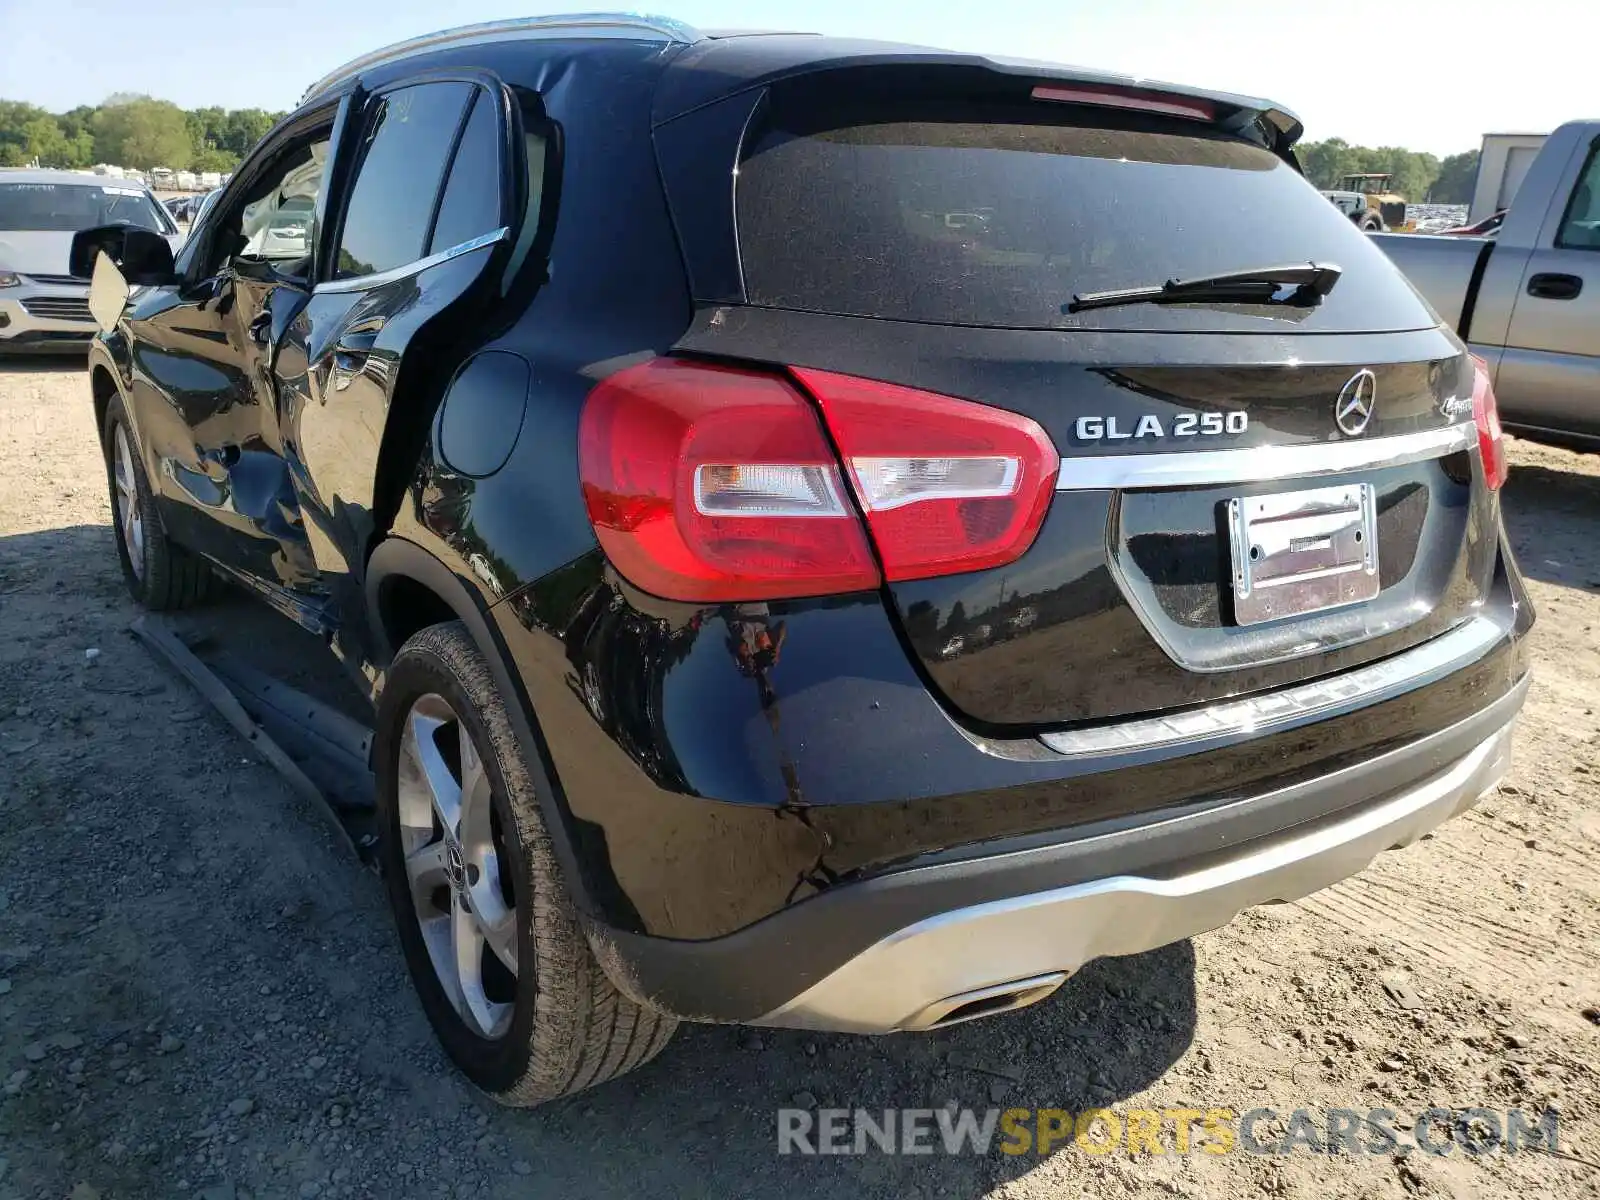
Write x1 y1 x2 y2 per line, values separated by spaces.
578 359 879 602
1469 354 1508 490
578 359 1061 601
1030 83 1215 122
792 367 1060 582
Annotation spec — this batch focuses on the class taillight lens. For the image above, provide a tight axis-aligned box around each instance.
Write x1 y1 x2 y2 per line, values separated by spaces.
1469 354 1508 490
577 358 879 602
792 367 1060 582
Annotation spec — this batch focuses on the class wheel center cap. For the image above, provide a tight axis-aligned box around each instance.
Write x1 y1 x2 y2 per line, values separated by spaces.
444 837 466 894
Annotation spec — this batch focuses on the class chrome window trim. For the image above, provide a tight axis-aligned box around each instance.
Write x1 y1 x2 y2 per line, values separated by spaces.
1055 421 1476 491
1038 614 1504 759
302 14 703 101
314 227 510 295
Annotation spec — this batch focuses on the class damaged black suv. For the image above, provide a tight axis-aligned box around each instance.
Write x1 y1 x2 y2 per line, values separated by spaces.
75 15 1532 1104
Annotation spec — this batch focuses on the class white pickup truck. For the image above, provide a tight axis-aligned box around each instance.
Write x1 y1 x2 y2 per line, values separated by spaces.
1373 119 1600 442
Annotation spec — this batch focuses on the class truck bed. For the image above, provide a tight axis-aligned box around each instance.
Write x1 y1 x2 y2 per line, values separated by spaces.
1369 232 1494 336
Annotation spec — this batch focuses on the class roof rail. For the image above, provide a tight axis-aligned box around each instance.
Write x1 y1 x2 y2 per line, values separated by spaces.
301 12 703 102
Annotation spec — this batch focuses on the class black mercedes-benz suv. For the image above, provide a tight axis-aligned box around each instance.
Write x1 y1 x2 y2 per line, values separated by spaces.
74 15 1532 1105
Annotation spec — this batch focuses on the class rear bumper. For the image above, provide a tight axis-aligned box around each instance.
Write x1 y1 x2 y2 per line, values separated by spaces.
762 700 1515 1032
590 675 1526 1027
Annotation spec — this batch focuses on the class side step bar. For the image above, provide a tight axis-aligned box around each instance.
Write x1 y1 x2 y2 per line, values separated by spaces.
130 615 378 859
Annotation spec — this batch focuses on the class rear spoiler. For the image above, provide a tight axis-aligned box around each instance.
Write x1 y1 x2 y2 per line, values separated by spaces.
653 36 1304 150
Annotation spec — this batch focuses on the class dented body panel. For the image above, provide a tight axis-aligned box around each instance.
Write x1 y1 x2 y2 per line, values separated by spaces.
83 26 1533 1029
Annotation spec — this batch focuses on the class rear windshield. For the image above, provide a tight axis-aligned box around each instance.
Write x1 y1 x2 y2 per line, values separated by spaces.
0 182 172 234
735 96 1434 334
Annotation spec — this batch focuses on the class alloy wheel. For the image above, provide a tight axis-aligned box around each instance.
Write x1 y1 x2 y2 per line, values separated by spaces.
396 693 519 1039
112 424 145 579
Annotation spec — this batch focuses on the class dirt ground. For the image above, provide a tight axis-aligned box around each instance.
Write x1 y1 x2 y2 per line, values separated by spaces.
1 359 1597 1200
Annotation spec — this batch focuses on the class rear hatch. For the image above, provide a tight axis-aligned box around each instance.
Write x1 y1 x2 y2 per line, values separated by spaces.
664 68 1498 731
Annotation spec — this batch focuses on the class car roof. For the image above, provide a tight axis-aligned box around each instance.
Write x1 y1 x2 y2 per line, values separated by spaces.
300 13 1302 142
0 168 139 187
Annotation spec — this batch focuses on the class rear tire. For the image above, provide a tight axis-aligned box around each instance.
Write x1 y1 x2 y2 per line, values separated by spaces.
1358 211 1385 232
375 621 676 1105
101 394 223 610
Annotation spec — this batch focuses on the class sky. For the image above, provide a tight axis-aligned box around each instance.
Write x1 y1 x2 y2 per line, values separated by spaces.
0 0 1591 155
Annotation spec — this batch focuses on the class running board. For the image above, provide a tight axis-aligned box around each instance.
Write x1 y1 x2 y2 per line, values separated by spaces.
130 615 377 860
205 652 374 811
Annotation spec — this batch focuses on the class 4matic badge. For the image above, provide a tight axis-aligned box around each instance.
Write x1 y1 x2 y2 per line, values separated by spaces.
1073 411 1249 442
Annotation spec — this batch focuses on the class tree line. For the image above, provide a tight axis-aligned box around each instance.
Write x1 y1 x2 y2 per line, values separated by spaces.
1299 139 1481 205
4 95 1484 206
0 95 285 173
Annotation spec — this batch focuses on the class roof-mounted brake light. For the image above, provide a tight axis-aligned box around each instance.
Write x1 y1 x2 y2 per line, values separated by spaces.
1030 83 1215 122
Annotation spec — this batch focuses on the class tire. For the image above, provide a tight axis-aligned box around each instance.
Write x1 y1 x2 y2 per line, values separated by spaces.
101 393 223 609
375 622 676 1105
1358 211 1385 233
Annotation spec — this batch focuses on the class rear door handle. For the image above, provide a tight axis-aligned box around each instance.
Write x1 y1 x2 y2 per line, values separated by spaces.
1527 272 1583 300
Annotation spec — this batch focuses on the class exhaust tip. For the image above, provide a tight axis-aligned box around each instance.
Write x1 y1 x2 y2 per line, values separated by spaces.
899 972 1069 1032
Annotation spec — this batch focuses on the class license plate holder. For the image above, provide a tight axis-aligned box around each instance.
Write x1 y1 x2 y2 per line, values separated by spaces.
1228 483 1379 626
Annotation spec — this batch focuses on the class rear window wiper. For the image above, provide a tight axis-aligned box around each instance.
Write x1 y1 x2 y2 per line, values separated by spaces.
1065 262 1343 314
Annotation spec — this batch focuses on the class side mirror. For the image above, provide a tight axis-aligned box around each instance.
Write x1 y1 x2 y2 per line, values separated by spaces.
68 225 177 285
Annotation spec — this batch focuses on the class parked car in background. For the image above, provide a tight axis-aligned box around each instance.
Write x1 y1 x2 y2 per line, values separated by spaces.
76 15 1531 1107
187 187 222 233
163 191 225 227
0 169 179 354
254 194 313 258
1374 119 1600 443
1442 209 1507 237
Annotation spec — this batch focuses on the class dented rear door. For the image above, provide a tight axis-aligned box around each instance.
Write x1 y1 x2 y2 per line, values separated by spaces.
277 77 516 630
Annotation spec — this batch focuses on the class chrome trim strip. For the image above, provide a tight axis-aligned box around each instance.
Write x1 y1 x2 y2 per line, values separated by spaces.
759 717 1514 1033
1039 615 1503 759
303 14 703 100
313 227 509 295
1055 421 1475 491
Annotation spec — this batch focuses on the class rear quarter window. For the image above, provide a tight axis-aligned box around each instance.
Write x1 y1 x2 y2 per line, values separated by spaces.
735 94 1436 334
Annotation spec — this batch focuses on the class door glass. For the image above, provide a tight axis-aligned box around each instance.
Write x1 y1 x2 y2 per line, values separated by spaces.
334 82 474 279
234 137 331 273
428 92 503 255
1556 142 1600 250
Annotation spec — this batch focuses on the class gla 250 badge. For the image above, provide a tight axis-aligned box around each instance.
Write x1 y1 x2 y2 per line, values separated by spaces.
1074 411 1249 442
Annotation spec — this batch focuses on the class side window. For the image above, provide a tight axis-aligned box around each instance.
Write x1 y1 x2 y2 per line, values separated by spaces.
334 82 474 279
428 92 503 255
203 131 331 279
1556 141 1600 251
501 92 555 288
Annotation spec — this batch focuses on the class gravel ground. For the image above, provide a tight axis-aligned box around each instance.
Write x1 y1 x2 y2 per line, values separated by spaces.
1 360 1598 1199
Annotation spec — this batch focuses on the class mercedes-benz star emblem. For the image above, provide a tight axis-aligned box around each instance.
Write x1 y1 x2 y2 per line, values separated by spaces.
1335 370 1377 437
445 838 467 894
